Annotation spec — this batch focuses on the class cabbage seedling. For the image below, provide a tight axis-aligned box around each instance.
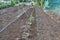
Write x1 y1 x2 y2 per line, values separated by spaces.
29 10 34 25
29 15 33 25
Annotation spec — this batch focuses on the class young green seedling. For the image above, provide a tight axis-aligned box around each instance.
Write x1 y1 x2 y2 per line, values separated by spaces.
29 15 33 25
29 10 34 25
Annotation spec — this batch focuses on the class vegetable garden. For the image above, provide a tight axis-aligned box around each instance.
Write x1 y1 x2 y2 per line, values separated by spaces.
0 0 60 40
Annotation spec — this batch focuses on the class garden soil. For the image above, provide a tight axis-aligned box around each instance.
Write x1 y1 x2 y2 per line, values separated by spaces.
0 7 60 40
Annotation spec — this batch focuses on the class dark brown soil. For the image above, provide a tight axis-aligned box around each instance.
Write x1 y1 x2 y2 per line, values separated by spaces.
0 8 37 40
35 7 60 40
0 6 26 31
0 7 60 40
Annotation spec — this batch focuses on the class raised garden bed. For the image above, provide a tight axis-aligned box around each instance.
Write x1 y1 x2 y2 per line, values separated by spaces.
0 8 37 40
0 6 26 31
